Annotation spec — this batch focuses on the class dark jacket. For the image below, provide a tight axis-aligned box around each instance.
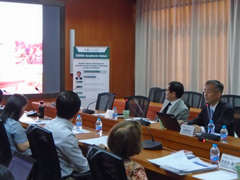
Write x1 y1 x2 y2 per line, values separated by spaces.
188 100 234 136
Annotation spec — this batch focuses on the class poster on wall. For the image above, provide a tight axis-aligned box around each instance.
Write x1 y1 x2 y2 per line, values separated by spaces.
73 46 110 109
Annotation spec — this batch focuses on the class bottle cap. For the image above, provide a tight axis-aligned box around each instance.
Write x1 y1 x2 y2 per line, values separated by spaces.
77 114 80 117
39 101 44 105
210 120 213 123
97 118 101 121
222 125 226 128
114 107 116 110
213 144 217 147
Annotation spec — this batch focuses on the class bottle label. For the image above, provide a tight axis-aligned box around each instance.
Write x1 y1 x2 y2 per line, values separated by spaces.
113 113 118 120
210 154 219 163
221 133 227 140
208 127 215 134
76 122 82 127
96 125 102 133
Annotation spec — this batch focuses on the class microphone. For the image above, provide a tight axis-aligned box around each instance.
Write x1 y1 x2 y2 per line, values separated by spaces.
82 100 96 114
206 103 211 121
3 90 10 95
125 98 162 150
82 95 110 114
133 98 145 117
125 98 149 125
198 136 240 153
73 87 93 114
198 133 220 141
73 86 81 91
35 87 42 93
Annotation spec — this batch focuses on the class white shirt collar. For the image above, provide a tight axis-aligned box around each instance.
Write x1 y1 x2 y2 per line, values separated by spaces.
210 101 219 112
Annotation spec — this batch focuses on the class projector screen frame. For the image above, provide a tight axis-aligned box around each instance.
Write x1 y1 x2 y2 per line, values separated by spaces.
0 0 65 98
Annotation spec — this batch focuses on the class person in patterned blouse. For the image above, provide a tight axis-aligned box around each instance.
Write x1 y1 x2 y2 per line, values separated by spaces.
107 120 148 180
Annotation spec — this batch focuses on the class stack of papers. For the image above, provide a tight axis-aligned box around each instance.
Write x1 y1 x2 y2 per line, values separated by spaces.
78 136 108 147
193 170 237 180
72 126 90 134
20 114 50 125
148 150 217 175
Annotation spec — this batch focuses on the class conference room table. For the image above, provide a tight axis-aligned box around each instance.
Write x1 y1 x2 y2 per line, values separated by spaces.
29 100 240 179
21 115 203 180
31 100 240 158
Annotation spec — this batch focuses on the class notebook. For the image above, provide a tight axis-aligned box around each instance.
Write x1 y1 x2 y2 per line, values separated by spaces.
156 112 181 132
8 152 36 180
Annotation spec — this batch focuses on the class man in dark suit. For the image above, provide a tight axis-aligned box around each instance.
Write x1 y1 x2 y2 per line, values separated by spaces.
179 80 234 136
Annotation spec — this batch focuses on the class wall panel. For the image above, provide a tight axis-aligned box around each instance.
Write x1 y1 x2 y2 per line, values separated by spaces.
63 0 136 98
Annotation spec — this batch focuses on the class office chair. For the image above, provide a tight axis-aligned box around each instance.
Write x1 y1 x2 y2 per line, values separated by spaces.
220 95 240 137
221 95 240 107
26 124 91 180
181 91 203 109
95 92 115 111
86 145 128 180
184 101 191 110
0 120 12 166
124 96 150 118
148 87 166 103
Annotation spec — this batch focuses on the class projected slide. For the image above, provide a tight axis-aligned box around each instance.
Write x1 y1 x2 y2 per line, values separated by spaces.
0 2 43 94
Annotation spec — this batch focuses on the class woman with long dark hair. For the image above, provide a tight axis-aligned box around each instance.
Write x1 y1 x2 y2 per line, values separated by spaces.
1 94 31 155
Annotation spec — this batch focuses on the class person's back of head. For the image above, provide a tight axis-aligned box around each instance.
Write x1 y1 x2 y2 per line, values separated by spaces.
168 81 184 99
107 120 142 159
0 94 28 123
0 165 15 180
56 91 81 120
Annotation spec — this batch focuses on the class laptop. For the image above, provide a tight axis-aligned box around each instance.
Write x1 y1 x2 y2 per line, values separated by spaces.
8 152 36 180
156 112 181 132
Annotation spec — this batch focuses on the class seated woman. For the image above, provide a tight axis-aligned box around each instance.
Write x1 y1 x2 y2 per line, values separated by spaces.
107 120 148 180
1 94 31 155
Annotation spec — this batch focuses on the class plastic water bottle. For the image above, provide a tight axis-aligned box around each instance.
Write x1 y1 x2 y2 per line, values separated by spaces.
220 125 228 143
207 120 215 134
95 118 102 136
76 114 82 130
113 107 118 120
38 101 44 118
210 144 220 164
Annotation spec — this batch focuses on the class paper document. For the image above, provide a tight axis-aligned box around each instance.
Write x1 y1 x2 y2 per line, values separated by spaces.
125 117 157 124
72 126 91 134
78 136 108 147
93 113 106 117
148 150 217 175
193 170 237 180
20 114 50 125
161 157 217 175
148 150 189 167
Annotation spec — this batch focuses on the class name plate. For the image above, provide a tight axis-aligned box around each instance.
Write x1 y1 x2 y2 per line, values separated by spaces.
219 153 240 172
180 124 195 137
